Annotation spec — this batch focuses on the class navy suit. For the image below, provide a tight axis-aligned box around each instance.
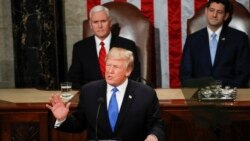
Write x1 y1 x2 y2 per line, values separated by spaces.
180 26 250 87
57 80 165 141
67 35 141 89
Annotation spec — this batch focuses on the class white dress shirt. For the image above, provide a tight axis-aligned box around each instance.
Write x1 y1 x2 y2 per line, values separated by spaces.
207 26 222 45
95 33 111 57
106 79 128 111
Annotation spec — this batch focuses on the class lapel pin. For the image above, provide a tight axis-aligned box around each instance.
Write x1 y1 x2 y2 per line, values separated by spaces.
129 95 132 99
221 38 226 40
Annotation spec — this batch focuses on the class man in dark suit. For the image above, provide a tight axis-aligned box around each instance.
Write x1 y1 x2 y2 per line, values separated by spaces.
180 0 250 88
68 5 140 90
46 47 165 141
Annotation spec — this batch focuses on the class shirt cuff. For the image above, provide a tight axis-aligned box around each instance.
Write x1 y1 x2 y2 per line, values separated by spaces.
54 118 66 128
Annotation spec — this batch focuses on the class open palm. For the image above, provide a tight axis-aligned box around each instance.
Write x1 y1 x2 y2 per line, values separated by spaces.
46 94 71 121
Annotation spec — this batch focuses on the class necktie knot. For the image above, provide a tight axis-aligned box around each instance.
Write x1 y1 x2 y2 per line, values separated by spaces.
112 87 118 94
211 33 217 40
100 41 104 46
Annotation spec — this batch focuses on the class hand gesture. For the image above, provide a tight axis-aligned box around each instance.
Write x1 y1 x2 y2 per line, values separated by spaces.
46 93 71 121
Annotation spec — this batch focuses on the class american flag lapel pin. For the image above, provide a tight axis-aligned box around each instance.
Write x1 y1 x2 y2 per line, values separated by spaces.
221 37 226 41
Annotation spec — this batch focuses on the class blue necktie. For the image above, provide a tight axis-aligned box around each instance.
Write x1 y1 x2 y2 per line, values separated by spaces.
108 87 119 132
209 33 218 65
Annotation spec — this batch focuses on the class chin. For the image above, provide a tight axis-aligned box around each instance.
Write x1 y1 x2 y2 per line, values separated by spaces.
106 80 113 85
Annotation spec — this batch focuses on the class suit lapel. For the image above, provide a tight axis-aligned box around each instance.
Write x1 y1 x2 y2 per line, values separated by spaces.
90 36 105 78
114 80 136 132
97 81 113 134
214 27 227 67
90 36 99 63
201 29 213 68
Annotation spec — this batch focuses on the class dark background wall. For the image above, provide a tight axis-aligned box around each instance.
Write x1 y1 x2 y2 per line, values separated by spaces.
11 0 67 90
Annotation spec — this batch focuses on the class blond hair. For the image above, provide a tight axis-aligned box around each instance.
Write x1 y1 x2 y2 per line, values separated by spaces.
106 47 134 70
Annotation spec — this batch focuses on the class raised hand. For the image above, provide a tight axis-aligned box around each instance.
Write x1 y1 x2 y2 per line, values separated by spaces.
46 93 71 121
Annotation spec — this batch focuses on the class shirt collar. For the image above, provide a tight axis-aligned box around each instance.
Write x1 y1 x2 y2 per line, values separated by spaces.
107 79 128 93
207 26 222 39
95 33 112 47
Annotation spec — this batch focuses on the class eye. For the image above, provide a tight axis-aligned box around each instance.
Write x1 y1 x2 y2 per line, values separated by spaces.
208 8 214 12
92 21 98 24
217 10 224 14
101 20 107 23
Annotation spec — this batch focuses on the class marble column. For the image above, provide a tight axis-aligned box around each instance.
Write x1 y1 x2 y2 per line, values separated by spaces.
64 0 86 69
0 0 15 88
11 0 67 90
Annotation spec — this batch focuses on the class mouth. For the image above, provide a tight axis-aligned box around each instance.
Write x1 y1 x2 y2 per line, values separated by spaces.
106 75 113 80
97 29 104 32
97 31 103 34
210 17 218 22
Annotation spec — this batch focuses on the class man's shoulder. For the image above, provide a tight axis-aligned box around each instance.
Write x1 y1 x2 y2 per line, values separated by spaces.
82 79 105 89
128 80 157 100
224 26 248 37
74 36 95 46
72 36 95 51
112 35 135 44
129 80 155 92
111 36 137 52
189 27 207 37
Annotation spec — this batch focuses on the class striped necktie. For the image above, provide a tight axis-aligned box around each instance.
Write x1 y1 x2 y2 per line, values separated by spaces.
99 41 106 78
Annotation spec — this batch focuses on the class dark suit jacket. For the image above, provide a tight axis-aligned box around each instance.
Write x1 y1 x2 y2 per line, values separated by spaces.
67 35 141 89
180 26 250 87
57 80 165 141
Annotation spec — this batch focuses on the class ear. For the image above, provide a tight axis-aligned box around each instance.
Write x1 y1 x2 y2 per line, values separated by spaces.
205 7 208 16
89 20 93 29
125 68 132 77
108 17 112 28
224 13 229 21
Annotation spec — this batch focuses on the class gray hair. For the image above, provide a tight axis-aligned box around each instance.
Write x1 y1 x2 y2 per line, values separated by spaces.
89 5 110 18
106 47 134 70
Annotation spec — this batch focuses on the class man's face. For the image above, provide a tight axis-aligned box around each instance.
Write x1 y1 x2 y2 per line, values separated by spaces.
205 2 229 30
105 58 132 86
89 11 112 40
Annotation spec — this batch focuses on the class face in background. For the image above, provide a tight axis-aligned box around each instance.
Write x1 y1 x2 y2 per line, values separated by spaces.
105 57 132 87
89 10 112 40
205 2 229 31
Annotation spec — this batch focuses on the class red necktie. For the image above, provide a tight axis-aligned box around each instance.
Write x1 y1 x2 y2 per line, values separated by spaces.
99 41 106 78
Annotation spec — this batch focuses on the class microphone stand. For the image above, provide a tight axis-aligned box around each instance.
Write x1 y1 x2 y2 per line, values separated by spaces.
136 76 155 88
96 97 104 141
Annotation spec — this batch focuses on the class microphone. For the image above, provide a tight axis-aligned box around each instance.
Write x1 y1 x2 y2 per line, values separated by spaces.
96 97 104 141
136 76 155 88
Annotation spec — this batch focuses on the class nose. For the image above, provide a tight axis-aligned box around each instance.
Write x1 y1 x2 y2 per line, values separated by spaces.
106 66 114 74
98 22 102 28
212 11 217 17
